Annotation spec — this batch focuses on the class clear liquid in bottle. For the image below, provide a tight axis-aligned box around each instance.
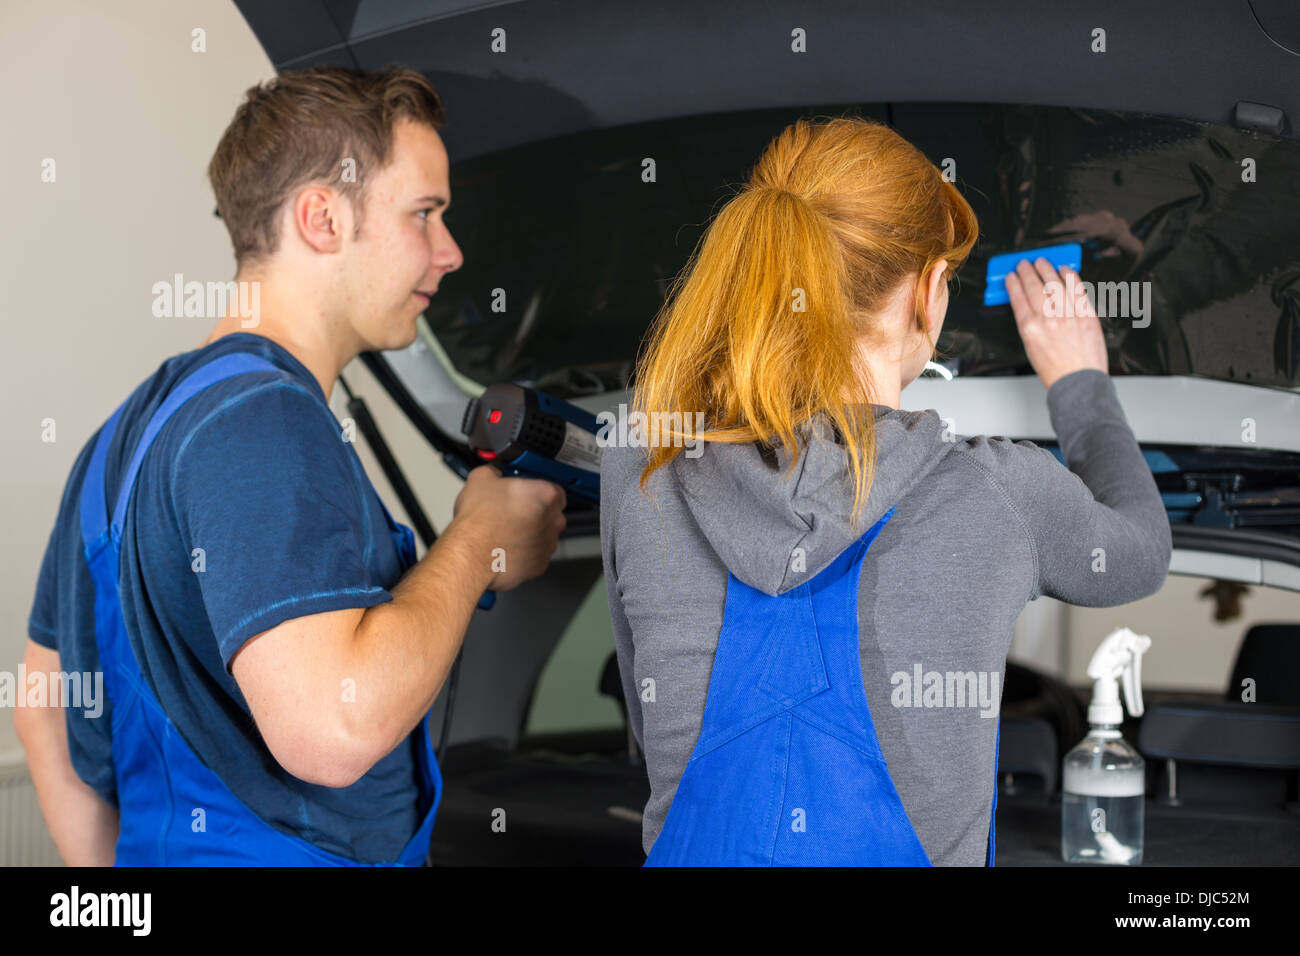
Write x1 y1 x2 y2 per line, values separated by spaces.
1061 730 1144 865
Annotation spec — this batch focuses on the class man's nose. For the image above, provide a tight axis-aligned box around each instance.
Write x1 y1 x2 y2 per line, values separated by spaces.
436 223 463 273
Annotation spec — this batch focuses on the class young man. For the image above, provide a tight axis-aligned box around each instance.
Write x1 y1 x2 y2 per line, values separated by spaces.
18 66 566 865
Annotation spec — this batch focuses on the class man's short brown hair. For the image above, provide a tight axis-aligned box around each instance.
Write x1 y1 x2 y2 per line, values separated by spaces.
208 65 447 270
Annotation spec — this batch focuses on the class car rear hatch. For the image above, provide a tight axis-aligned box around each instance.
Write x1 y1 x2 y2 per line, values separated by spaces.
231 0 1300 584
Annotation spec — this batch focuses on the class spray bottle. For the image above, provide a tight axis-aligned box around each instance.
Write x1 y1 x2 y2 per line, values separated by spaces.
1062 626 1151 864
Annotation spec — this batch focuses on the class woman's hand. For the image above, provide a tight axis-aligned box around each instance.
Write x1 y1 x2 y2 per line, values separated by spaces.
1005 258 1109 391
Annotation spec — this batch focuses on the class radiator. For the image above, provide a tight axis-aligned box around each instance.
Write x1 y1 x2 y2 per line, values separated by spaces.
0 751 63 866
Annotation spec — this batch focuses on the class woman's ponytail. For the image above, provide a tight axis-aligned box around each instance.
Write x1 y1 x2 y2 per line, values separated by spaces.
634 116 977 527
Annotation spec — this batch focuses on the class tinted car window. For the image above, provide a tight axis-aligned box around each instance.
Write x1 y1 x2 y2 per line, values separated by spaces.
426 103 1300 397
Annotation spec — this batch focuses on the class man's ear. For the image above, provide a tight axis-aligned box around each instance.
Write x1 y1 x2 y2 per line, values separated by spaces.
291 185 347 255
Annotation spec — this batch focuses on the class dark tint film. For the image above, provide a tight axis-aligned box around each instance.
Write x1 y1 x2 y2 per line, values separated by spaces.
425 104 1300 397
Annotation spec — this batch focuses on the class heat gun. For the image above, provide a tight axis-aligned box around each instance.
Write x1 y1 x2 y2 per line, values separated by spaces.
461 384 603 611
461 384 602 502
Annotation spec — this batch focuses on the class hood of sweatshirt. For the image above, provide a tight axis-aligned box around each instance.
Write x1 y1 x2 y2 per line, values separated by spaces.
667 404 954 597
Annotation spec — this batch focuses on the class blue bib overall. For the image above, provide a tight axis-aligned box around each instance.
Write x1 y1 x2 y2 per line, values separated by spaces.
645 506 999 866
78 352 441 866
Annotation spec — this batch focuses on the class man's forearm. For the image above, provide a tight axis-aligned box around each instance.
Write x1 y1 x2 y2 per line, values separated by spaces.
340 512 495 764
18 707 119 866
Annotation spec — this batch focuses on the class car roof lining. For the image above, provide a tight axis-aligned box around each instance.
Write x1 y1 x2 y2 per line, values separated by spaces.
234 0 1300 162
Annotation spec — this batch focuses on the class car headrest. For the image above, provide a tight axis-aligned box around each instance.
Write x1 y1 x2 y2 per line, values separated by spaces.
1226 623 1300 706
1138 698 1300 768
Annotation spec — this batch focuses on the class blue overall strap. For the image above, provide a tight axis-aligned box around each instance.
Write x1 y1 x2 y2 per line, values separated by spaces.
78 350 441 865
111 353 285 532
79 353 279 551
987 717 1000 866
646 504 934 866
78 401 127 554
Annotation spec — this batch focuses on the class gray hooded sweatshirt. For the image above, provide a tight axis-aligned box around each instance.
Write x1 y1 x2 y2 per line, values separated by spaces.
599 369 1173 865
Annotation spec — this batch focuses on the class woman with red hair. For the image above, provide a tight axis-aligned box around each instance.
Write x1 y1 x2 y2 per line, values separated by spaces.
600 116 1170 866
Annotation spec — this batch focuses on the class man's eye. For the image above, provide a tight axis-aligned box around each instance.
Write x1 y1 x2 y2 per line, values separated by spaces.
417 208 434 220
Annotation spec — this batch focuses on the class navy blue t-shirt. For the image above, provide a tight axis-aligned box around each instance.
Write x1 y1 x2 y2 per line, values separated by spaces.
27 332 421 863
